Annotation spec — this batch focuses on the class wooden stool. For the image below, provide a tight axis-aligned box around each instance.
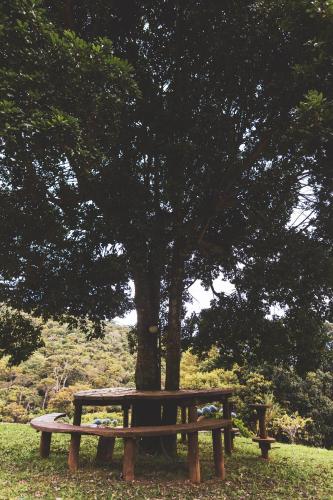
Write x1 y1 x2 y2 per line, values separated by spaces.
250 404 275 459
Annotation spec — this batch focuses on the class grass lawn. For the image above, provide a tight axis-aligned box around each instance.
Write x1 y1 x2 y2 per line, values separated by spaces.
0 423 332 499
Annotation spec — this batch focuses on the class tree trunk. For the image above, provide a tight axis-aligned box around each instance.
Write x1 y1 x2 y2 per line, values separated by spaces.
162 248 185 455
134 271 161 391
132 269 162 453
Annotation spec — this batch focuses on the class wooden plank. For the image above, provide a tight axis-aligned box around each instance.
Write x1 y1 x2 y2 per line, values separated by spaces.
188 431 200 483
212 428 225 479
33 413 66 423
74 388 233 403
68 434 81 472
40 432 52 458
123 438 136 481
31 417 232 438
252 436 275 443
96 436 115 463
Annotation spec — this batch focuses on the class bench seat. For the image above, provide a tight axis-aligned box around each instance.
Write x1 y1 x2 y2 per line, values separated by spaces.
31 414 232 483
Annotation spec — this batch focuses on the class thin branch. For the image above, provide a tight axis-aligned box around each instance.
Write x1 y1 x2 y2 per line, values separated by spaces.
292 209 316 230
210 279 222 298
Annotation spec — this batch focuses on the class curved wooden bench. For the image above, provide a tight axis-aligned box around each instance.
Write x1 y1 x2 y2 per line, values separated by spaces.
31 413 66 458
31 414 232 483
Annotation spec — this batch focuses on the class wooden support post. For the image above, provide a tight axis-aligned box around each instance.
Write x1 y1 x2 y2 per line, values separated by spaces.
257 407 268 439
212 429 225 479
73 403 82 426
188 431 200 483
40 432 52 458
123 404 129 428
123 438 136 481
96 436 115 463
231 431 235 451
188 404 197 423
181 406 187 443
68 434 81 472
260 442 270 460
250 404 275 460
223 398 232 455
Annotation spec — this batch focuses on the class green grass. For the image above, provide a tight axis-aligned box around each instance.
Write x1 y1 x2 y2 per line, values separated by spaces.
0 424 332 499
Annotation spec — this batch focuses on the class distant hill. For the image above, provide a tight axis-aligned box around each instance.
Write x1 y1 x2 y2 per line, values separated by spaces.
0 320 135 422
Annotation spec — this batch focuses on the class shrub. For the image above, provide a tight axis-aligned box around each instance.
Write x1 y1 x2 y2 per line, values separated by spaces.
1 402 30 423
271 412 312 444
47 384 90 416
180 351 240 389
233 417 252 438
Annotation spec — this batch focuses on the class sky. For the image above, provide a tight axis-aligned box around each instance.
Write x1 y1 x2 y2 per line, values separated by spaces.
114 278 235 326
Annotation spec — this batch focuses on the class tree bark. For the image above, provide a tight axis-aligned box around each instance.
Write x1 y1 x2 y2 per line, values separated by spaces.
134 270 161 391
132 268 162 453
162 247 185 455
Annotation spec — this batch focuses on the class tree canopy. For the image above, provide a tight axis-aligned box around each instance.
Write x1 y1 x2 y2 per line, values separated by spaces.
0 0 332 414
0 0 137 335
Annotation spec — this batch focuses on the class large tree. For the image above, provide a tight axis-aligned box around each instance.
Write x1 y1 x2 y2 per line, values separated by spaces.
1 0 332 443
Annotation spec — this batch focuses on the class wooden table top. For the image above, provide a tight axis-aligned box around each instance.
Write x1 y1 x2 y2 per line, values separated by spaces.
74 387 233 404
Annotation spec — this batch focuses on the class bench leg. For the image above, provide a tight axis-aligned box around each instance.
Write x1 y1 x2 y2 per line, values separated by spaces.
123 438 136 481
181 407 187 443
40 432 52 458
96 436 115 463
73 403 82 425
188 431 201 483
212 429 225 479
68 434 81 472
223 400 232 455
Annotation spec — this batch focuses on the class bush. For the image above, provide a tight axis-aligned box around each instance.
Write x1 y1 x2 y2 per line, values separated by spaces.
47 384 90 416
271 412 312 444
233 417 252 438
272 366 333 448
180 351 240 389
1 402 30 423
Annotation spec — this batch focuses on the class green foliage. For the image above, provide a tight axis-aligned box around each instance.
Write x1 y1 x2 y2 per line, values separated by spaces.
180 349 333 448
0 402 29 423
271 365 333 448
185 296 332 375
0 308 43 364
232 417 252 438
0 319 135 423
81 411 122 426
0 0 137 336
270 412 312 445
47 384 90 416
180 351 239 390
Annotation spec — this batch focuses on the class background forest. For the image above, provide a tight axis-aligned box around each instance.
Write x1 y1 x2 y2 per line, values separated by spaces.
0 315 332 449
